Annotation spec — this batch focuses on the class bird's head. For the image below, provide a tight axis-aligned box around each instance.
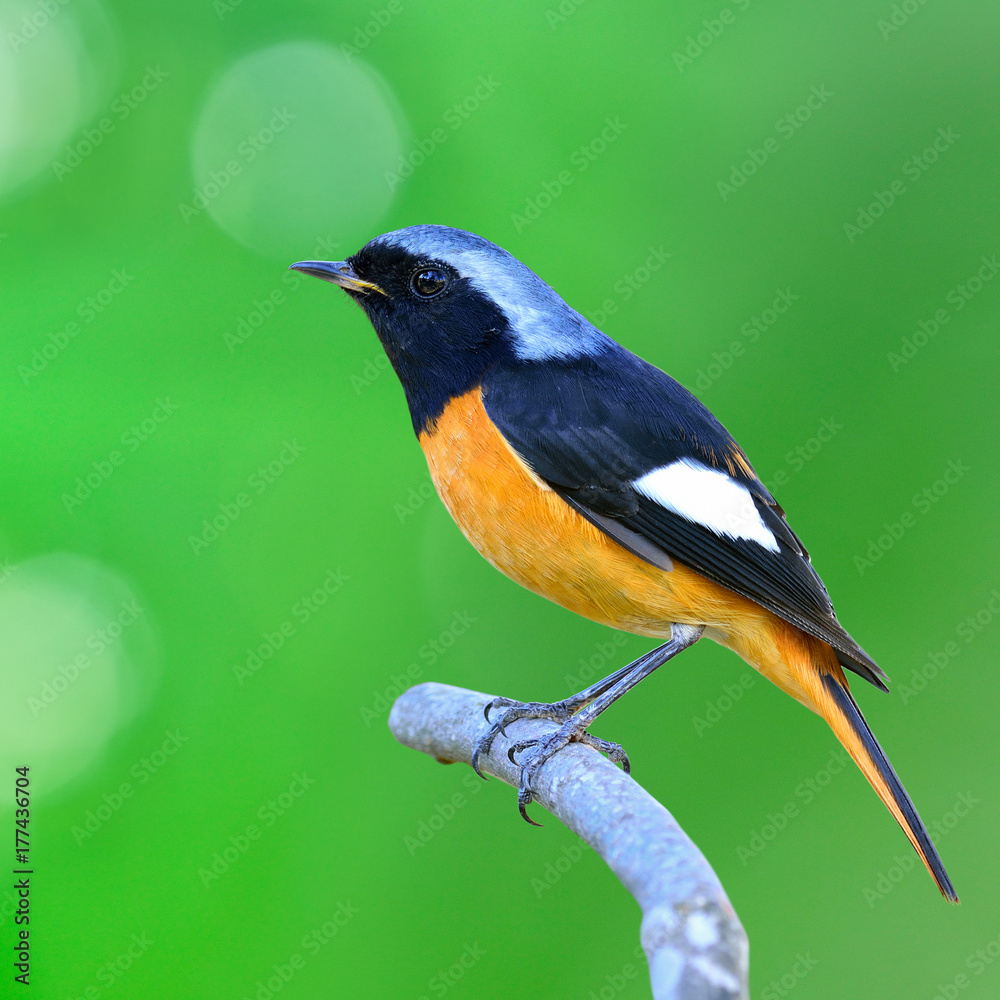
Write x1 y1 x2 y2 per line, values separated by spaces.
290 224 610 433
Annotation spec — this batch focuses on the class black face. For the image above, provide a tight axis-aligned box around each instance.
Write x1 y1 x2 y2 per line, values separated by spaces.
344 240 517 436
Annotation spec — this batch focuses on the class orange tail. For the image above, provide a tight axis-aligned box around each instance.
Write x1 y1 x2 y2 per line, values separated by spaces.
799 654 958 902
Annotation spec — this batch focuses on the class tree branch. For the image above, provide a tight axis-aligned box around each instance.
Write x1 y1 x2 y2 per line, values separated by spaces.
389 681 749 1000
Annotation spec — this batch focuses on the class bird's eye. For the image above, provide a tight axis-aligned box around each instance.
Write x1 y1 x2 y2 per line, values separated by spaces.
410 268 448 298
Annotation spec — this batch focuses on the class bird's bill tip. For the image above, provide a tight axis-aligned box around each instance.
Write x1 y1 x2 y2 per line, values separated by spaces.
288 260 385 295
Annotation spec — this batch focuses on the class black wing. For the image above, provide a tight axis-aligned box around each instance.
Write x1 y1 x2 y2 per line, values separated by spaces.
481 351 888 690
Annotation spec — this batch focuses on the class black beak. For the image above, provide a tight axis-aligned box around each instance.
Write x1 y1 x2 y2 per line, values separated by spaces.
288 260 386 296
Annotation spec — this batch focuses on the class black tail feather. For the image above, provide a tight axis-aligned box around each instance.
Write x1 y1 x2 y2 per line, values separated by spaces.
821 673 958 902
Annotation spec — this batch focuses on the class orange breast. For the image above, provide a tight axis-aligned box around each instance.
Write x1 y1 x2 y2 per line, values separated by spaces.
419 389 765 638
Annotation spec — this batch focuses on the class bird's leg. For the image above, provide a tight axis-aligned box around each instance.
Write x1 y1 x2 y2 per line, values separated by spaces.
502 623 705 824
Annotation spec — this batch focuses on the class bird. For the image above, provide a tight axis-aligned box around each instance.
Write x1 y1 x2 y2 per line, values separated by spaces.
290 224 957 902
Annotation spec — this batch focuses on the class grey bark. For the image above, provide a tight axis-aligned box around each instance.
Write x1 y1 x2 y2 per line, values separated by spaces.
388 681 749 1000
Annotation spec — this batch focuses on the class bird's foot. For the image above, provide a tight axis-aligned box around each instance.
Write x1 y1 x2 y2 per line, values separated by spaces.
506 723 630 825
471 696 581 778
472 693 631 825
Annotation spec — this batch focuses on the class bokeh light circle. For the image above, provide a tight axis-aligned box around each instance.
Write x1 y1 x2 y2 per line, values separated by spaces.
189 40 408 260
0 0 119 198
0 553 160 796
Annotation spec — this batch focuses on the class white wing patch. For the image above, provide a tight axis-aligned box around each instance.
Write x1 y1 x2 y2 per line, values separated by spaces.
633 458 780 552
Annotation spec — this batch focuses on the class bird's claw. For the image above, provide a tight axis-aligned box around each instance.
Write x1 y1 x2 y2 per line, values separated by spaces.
482 696 517 723
507 728 632 824
506 737 538 764
518 782 541 826
471 697 632 821
471 697 574 779
582 734 631 774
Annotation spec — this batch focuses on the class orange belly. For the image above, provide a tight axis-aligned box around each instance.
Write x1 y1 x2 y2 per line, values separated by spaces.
419 389 760 633
418 387 829 706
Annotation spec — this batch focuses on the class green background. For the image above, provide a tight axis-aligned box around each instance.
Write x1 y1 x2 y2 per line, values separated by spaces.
1 0 998 997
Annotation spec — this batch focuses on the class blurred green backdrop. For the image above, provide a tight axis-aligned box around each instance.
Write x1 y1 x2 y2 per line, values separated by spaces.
1 0 998 997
